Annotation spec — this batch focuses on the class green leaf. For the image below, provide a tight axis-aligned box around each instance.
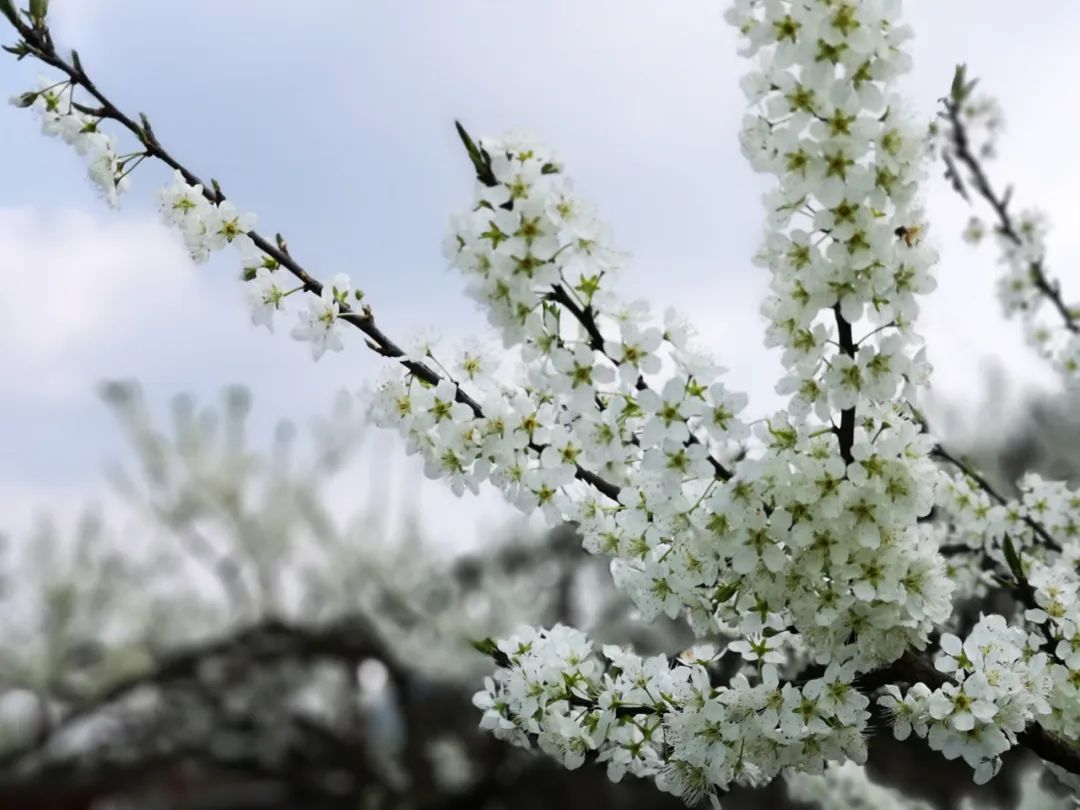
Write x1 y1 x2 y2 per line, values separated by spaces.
0 0 18 26
455 119 496 187
713 582 739 604
470 637 498 656
950 64 968 102
1002 535 1024 581
470 637 511 667
28 0 47 23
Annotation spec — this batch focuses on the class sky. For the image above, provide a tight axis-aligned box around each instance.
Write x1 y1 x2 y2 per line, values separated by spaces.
1 1 1078 548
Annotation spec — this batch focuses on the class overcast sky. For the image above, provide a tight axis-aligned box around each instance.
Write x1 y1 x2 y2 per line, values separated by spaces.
2 1 1078 547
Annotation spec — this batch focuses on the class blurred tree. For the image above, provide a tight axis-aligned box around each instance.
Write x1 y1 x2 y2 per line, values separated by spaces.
0 383 696 808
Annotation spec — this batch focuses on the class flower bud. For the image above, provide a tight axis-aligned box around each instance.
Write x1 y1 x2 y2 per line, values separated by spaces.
28 0 48 24
9 90 37 108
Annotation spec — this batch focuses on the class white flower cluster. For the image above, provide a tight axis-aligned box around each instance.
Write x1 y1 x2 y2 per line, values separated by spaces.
734 0 936 421
157 170 256 263
376 129 757 513
1025 555 1080 743
879 614 1052 784
474 625 872 804
1018 475 1080 548
156 170 355 359
937 467 1080 755
936 470 1080 597
370 1 967 798
993 209 1080 385
376 0 954 676
10 0 1080 799
935 471 1018 556
11 78 128 206
8 74 346 359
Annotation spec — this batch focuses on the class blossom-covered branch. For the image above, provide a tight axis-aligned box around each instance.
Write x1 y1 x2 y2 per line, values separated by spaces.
2 5 624 505
935 65 1080 384
6 0 1080 805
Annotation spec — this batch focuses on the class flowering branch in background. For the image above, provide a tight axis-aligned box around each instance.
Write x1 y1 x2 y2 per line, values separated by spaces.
934 64 1080 385
4 0 1080 807
0 384 675 806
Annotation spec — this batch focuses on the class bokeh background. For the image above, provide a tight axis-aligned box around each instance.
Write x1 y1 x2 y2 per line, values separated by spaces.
2 2 1080 808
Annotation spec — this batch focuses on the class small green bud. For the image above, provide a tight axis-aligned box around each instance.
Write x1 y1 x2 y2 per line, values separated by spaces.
28 0 47 24
353 289 365 302
12 90 37 108
950 64 967 102
949 63 980 105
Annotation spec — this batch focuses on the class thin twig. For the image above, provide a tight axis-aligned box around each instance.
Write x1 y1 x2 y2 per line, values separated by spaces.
7 17 621 503
943 98 1077 335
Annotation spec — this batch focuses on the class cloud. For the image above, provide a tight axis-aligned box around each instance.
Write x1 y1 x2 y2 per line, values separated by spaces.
0 207 195 400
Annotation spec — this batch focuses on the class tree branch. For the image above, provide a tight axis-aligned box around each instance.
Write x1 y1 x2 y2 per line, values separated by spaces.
833 305 856 464
931 443 1062 553
0 615 404 774
5 16 622 504
942 96 1077 336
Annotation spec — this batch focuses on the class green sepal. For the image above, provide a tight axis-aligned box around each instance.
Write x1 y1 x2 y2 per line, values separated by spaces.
2 42 30 58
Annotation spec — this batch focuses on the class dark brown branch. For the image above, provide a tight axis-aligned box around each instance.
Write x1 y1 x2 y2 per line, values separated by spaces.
833 305 856 464
7 17 622 504
882 650 1080 776
943 96 1078 335
544 239 733 483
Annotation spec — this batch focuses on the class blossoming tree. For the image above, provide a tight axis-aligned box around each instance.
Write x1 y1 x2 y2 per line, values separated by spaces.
0 383 691 807
4 0 1080 807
